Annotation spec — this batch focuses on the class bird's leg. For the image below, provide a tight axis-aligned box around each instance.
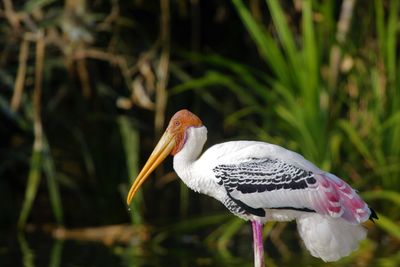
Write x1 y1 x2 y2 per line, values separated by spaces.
251 220 265 267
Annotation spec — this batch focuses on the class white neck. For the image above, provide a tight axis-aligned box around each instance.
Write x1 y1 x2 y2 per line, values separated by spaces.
173 126 208 190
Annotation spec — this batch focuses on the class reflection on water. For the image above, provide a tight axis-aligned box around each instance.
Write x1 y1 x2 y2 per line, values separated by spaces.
1 230 399 267
18 233 35 267
2 231 253 267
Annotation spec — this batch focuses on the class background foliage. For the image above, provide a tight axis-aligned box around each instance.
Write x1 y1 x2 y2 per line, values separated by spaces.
1 0 400 266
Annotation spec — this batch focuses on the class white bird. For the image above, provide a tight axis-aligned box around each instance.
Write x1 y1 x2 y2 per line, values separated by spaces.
127 109 377 267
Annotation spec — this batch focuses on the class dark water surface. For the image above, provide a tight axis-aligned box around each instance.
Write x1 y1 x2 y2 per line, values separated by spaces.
1 231 253 267
1 229 398 267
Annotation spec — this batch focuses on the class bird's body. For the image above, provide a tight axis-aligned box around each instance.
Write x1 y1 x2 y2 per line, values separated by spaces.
127 110 376 266
173 126 320 221
172 125 373 262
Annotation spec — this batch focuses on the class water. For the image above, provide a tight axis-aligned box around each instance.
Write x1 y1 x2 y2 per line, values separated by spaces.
1 229 398 267
0 231 252 267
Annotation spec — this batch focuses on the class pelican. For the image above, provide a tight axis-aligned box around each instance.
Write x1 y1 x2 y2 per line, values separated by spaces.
127 109 377 266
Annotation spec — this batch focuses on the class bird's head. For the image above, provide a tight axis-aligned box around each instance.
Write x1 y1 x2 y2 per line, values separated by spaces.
126 109 203 205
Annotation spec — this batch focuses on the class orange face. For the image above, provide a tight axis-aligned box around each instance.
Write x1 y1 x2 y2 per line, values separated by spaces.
126 109 203 205
166 109 203 155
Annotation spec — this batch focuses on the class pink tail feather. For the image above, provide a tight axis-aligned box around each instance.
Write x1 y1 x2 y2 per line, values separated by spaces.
315 173 371 224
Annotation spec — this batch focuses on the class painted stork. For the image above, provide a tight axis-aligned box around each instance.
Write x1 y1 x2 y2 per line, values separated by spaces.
126 109 377 266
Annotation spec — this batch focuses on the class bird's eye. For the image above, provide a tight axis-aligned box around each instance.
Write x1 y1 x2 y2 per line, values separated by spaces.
174 121 181 127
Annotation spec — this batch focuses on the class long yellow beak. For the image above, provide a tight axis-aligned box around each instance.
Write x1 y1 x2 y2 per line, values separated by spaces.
126 131 176 205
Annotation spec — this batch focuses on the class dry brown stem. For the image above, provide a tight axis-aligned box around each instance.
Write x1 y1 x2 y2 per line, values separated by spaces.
155 0 170 138
329 0 356 90
11 39 29 111
76 58 91 98
33 32 45 151
2 0 21 30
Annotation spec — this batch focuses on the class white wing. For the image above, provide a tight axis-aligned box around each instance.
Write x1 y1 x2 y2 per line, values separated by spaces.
202 141 321 172
213 157 320 212
201 141 372 224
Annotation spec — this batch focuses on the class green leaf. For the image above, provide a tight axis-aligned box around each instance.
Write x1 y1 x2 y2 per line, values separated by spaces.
374 213 400 240
362 190 400 207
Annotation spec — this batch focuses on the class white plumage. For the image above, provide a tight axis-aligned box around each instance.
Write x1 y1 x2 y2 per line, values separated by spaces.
297 214 366 262
173 125 373 262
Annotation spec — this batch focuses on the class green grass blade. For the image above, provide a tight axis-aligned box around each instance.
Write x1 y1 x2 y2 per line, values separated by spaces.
231 0 291 85
275 104 318 161
361 190 400 207
158 213 231 234
169 71 225 95
273 82 320 162
73 129 96 180
42 135 64 225
48 240 63 267
374 213 400 240
339 120 374 166
211 72 258 106
204 217 244 253
371 68 385 116
118 116 143 224
169 63 223 111
317 0 335 40
216 217 245 250
374 163 400 179
376 251 400 267
18 145 42 229
171 71 258 107
18 233 35 267
181 52 270 100
387 0 400 158
328 132 343 171
266 0 298 67
374 0 385 63
302 0 318 113
380 111 400 132
224 107 257 128
266 0 304 91
386 0 398 84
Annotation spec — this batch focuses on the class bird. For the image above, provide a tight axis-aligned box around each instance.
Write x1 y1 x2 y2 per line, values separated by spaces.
126 109 377 267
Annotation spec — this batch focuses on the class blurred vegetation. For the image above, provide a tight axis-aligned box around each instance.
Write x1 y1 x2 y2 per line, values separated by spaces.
1 0 400 266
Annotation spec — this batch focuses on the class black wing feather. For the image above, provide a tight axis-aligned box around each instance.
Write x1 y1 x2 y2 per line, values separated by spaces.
213 158 316 194
213 158 318 215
